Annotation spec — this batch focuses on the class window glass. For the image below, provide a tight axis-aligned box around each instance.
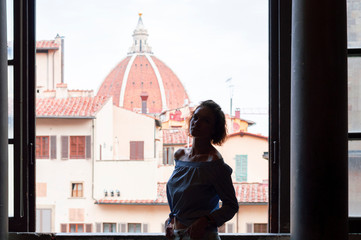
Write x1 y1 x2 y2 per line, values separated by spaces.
8 65 13 139
348 57 361 132
8 144 14 217
128 223 141 233
6 0 13 60
349 140 361 216
103 223 116 233
347 0 361 48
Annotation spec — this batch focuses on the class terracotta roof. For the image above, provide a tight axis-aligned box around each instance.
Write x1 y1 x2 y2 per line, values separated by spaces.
95 182 268 205
36 40 59 50
36 96 109 118
228 131 268 140
163 128 191 145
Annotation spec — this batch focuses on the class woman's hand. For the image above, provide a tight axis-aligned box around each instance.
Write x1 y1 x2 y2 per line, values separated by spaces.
186 216 209 239
165 218 174 239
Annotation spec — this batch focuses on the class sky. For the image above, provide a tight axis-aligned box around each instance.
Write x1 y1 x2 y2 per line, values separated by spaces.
36 0 269 136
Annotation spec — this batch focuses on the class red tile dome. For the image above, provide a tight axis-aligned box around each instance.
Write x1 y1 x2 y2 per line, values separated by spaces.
96 15 190 113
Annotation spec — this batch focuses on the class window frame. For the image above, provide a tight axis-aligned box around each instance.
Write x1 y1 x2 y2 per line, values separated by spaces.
35 136 50 159
71 182 84 198
348 49 361 232
7 0 36 232
70 136 86 159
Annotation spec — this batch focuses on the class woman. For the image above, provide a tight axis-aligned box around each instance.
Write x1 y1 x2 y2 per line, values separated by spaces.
166 100 239 240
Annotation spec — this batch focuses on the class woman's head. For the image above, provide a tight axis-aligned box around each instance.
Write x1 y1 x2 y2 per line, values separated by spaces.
188 100 227 145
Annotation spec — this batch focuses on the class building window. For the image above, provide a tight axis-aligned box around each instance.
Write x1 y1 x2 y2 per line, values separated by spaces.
69 223 84 233
235 155 248 182
128 223 141 233
36 209 52 232
36 136 49 159
103 223 116 232
71 183 83 198
130 141 144 160
254 223 268 233
70 136 85 159
163 147 174 165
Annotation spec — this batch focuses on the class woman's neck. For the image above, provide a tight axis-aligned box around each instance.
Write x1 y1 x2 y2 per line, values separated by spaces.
190 137 213 156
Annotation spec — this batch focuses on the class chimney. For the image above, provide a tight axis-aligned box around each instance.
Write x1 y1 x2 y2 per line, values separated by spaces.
140 92 148 114
56 83 68 98
235 108 240 119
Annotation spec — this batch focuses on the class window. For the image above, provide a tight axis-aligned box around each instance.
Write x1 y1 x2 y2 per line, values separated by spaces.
70 136 85 159
36 136 49 159
71 183 83 198
254 223 268 233
61 135 91 160
163 147 174 165
103 223 116 233
36 209 51 232
235 155 247 182
130 141 144 160
69 223 84 233
128 223 141 233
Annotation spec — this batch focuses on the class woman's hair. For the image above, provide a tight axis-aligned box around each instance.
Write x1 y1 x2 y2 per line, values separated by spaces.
188 100 227 146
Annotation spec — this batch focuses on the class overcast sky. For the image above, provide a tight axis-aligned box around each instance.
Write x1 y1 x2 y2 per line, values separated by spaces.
36 0 269 136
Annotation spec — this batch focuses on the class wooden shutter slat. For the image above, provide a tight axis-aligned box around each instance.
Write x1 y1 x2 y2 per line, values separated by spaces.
51 136 56 159
61 136 69 159
86 135 91 159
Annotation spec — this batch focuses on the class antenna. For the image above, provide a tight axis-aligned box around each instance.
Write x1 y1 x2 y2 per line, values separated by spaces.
225 78 234 116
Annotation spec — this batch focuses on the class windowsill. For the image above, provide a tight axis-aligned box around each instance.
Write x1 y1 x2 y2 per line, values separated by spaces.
8 232 361 240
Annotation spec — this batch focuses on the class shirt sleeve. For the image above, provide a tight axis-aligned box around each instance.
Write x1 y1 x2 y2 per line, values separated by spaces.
209 163 239 227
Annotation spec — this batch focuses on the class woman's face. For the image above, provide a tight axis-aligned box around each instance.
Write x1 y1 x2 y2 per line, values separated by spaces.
189 106 216 139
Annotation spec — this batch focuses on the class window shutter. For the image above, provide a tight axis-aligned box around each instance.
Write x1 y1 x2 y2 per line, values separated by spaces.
50 135 56 159
86 135 91 159
85 223 92 233
161 223 165 233
143 223 148 233
95 222 101 232
169 147 174 165
235 155 248 182
118 223 126 232
130 142 137 160
218 224 226 233
227 223 234 233
137 141 144 160
246 223 253 233
61 136 68 159
60 224 67 233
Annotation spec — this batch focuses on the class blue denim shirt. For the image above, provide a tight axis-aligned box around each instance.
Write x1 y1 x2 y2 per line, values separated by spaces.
166 159 239 229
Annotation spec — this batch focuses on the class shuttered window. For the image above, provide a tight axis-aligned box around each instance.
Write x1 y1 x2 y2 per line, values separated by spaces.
143 223 148 233
254 223 268 233
85 224 92 233
35 136 49 159
85 135 91 159
61 136 69 159
60 224 67 233
118 223 126 232
235 154 248 182
163 147 174 165
103 223 116 232
95 222 102 232
70 136 85 159
50 135 56 159
130 141 144 160
227 223 234 233
128 223 141 232
246 223 253 233
61 136 91 159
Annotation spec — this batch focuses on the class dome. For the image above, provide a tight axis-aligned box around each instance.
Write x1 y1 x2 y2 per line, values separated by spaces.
96 14 190 114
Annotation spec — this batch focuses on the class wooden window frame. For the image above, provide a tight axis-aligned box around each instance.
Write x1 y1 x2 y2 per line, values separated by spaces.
69 223 85 233
71 182 83 198
35 136 49 159
70 136 86 159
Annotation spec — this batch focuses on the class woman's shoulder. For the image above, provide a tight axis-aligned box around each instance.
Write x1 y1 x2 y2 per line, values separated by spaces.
174 147 188 160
